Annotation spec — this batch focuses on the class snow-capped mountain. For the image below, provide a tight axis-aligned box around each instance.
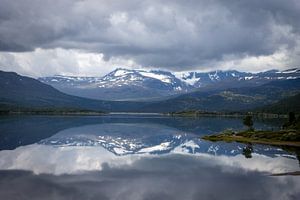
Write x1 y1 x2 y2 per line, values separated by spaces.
39 68 193 101
39 68 300 101
97 68 191 91
42 68 189 90
175 68 300 88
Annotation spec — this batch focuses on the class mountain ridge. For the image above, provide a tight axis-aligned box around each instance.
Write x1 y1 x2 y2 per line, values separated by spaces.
39 68 300 101
141 78 300 113
1 70 300 114
0 70 148 112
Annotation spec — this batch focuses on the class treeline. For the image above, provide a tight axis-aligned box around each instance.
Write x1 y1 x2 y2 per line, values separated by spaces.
255 93 300 114
0 105 106 115
168 110 292 118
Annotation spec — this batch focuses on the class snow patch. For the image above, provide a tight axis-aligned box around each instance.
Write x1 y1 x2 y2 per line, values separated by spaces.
139 71 171 83
245 76 253 80
113 147 131 155
138 142 171 153
208 71 220 81
174 72 200 86
278 68 299 74
172 140 200 154
114 69 132 76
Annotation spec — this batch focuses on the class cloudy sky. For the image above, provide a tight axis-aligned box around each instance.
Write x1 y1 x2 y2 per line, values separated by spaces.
0 0 300 77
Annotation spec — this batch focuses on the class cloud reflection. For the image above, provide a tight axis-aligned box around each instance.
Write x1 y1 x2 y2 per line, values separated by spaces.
0 144 298 175
0 117 299 199
0 154 299 200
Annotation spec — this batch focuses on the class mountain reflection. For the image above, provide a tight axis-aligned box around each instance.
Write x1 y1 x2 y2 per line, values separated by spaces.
0 114 282 150
0 115 299 199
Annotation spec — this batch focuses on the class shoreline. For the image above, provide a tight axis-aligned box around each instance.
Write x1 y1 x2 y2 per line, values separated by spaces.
0 110 295 119
167 111 289 119
202 130 300 147
0 111 165 116
0 110 107 116
110 112 163 115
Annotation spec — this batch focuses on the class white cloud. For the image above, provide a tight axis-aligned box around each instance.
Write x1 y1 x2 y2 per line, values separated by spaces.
0 0 300 75
0 48 139 77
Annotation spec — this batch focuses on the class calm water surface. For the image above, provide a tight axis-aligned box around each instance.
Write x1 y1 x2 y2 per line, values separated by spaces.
0 114 299 200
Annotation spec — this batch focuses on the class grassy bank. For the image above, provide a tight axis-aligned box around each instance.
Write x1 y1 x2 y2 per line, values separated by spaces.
168 110 289 119
202 129 300 147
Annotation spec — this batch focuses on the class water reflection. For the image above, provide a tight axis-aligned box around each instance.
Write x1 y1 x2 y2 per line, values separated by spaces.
0 115 299 199
242 144 254 159
0 144 298 175
0 115 282 150
37 122 296 159
0 116 299 174
0 155 299 200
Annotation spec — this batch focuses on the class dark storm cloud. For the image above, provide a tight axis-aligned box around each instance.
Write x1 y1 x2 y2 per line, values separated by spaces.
0 0 299 69
0 155 299 200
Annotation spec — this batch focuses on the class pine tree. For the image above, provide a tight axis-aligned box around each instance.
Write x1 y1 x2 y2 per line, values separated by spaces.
243 115 254 131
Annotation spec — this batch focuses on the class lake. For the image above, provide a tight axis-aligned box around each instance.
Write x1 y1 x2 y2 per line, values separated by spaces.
0 114 299 200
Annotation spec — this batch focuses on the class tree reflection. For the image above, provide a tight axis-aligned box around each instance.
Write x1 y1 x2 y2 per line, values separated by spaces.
242 144 253 159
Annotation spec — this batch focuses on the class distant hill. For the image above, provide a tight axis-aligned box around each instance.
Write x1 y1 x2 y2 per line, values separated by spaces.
141 79 300 112
0 71 105 111
255 93 300 114
39 68 300 101
0 70 145 112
